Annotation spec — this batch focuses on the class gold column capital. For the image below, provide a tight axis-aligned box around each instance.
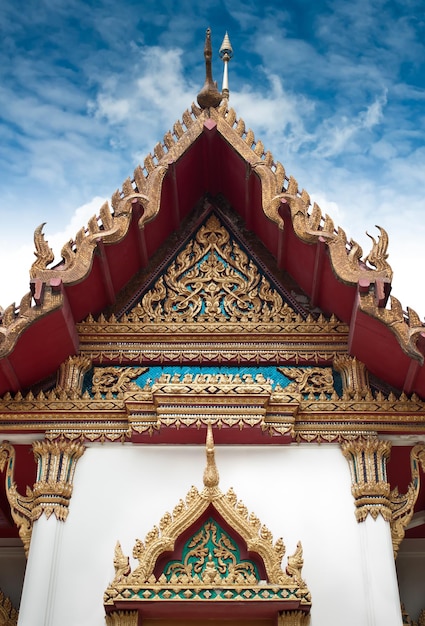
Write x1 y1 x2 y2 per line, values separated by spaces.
341 438 392 522
32 438 85 521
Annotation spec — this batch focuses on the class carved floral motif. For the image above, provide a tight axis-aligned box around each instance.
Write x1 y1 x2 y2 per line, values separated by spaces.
0 443 33 556
277 367 334 396
129 214 289 325
92 366 147 395
0 437 87 548
0 361 425 442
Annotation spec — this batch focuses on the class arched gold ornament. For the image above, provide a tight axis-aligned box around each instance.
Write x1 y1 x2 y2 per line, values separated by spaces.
104 424 311 624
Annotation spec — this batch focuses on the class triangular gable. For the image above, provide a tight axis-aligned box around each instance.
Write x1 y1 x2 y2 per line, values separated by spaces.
0 101 423 399
76 202 350 366
123 210 308 326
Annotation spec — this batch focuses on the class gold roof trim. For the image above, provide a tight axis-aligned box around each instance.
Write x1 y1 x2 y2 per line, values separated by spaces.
30 197 134 283
30 101 392 291
1 100 422 366
1 357 425 441
359 292 425 364
0 287 63 360
104 424 311 613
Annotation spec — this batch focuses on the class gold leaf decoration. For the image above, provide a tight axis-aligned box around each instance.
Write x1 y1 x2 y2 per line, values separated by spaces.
128 214 288 325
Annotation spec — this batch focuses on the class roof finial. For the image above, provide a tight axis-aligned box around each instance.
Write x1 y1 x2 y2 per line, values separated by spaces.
203 422 219 491
197 28 223 110
219 32 233 100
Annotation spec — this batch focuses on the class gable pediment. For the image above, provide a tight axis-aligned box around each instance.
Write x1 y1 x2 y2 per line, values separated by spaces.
76 204 350 365
126 211 309 330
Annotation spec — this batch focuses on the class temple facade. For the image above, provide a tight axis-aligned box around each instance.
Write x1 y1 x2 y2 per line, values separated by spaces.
0 31 424 626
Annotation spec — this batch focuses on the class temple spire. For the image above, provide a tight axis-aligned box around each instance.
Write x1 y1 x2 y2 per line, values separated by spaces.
219 32 233 100
197 28 223 109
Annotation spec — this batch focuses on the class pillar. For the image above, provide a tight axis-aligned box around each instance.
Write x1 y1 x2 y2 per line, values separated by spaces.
342 438 402 626
18 438 85 626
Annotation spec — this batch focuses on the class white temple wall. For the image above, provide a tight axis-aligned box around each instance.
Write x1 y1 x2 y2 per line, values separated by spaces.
18 443 402 626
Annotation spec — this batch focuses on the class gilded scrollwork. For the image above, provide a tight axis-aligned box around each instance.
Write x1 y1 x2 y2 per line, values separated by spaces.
1 362 425 442
164 518 259 584
0 95 420 380
30 199 134 284
31 223 55 275
129 214 288 325
153 372 272 395
212 103 393 288
92 366 147 395
277 367 334 396
359 292 425 364
281 191 392 285
0 442 33 556
391 443 425 557
75 214 351 368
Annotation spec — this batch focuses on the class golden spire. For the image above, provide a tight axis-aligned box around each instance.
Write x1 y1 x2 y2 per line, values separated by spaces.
219 31 233 100
203 422 219 490
197 28 223 109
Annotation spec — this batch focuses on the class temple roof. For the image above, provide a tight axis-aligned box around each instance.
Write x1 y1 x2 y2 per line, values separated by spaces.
0 99 424 398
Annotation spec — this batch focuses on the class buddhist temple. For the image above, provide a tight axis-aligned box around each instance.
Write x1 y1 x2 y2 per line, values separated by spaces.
0 29 424 626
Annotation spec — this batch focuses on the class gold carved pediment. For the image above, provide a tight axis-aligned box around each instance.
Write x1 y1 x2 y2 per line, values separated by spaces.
104 425 312 621
126 212 302 331
76 210 350 364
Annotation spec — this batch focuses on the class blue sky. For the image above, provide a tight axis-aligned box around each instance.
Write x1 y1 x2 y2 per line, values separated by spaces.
1 0 425 317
